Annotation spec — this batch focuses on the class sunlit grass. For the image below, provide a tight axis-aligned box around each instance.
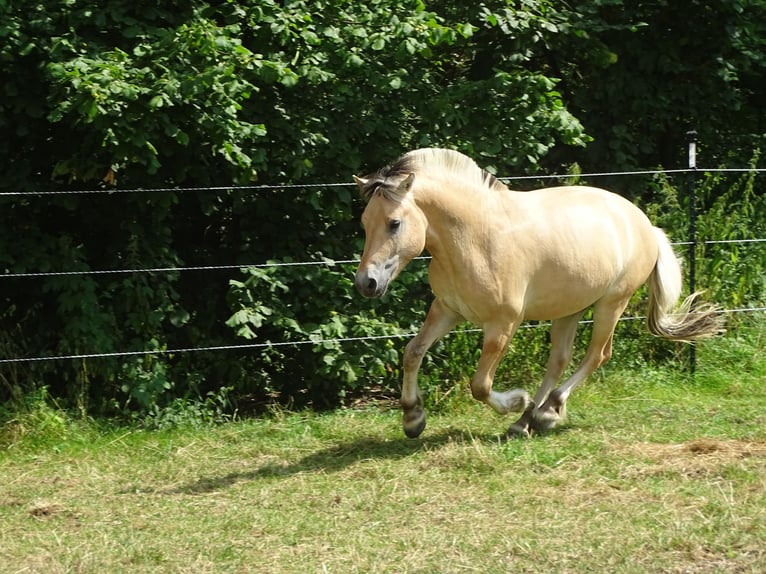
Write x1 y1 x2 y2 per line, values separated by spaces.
1 319 764 573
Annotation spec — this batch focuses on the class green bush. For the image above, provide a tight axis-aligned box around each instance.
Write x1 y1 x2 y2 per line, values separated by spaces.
2 0 765 419
223 167 765 409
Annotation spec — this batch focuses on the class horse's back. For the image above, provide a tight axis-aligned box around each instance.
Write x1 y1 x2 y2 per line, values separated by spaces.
520 185 648 223
505 186 659 319
515 186 656 256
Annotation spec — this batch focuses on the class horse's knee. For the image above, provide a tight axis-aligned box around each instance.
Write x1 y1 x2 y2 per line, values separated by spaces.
470 378 491 402
403 340 427 371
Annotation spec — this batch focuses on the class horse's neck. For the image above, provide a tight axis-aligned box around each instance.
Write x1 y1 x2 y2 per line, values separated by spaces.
419 184 513 264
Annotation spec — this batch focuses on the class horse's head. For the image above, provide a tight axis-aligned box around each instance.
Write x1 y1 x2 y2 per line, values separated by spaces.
353 171 427 298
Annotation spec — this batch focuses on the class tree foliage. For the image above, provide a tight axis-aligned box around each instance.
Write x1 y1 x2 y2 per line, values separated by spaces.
1 0 764 415
549 0 766 170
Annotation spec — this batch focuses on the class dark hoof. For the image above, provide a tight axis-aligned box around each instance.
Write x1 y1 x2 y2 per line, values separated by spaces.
505 423 531 439
531 389 567 432
540 389 564 411
505 401 536 439
403 410 426 439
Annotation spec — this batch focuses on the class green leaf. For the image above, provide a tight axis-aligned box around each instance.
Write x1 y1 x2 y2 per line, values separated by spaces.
347 53 364 67
280 71 299 87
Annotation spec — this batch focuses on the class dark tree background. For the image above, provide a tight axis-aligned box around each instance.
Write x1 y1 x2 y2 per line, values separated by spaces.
1 0 764 415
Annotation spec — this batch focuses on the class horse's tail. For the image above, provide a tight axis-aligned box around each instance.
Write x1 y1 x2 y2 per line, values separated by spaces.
646 228 725 341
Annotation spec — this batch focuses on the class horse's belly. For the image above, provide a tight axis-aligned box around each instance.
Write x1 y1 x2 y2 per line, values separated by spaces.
431 257 632 324
521 252 652 320
522 279 608 320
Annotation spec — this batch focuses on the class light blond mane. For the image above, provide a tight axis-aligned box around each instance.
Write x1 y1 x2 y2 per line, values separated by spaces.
358 148 508 202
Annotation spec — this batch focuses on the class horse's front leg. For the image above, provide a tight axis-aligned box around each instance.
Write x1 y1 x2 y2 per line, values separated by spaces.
470 322 530 418
401 299 460 438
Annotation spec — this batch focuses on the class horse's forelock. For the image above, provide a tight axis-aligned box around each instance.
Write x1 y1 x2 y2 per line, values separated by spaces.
358 175 403 203
358 177 383 201
359 157 414 203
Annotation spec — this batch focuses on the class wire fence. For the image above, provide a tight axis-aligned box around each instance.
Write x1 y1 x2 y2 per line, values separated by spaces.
2 238 766 278
1 305 764 365
1 165 764 365
1 167 765 197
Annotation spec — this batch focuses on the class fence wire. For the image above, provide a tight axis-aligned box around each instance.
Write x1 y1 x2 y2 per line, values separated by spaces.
1 167 764 197
2 239 765 279
2 166 765 278
1 166 763 365
1 306 763 365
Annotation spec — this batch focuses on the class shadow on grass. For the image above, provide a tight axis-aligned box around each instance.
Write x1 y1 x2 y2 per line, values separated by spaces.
165 427 497 495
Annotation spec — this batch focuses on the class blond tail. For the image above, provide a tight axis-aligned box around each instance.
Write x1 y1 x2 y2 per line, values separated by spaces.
647 228 726 342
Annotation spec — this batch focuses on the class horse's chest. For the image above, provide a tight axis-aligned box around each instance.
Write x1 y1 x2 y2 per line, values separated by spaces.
429 263 505 324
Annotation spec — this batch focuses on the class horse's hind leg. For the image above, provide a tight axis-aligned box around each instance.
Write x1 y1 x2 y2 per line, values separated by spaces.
507 312 583 438
532 297 630 432
401 299 460 438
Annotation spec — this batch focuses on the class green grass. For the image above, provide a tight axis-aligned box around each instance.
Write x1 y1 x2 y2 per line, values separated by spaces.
1 320 765 573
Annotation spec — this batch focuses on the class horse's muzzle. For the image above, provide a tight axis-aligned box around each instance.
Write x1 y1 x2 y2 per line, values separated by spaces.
355 256 399 298
354 268 388 298
355 259 399 298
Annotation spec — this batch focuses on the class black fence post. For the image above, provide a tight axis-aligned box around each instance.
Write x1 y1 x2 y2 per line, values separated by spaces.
687 130 698 374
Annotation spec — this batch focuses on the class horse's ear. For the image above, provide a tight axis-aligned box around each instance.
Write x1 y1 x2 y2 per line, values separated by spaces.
352 175 368 189
396 172 415 195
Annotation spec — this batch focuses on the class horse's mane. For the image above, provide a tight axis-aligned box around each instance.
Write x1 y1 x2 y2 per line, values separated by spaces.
359 148 508 202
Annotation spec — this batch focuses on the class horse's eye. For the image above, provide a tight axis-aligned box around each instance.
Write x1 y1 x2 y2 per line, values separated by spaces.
388 219 402 233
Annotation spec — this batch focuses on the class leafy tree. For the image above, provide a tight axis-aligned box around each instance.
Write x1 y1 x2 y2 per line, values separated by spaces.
1 0 763 415
0 0 587 412
544 0 766 171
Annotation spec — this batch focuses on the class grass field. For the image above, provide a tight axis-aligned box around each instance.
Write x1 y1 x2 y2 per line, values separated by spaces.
1 321 765 573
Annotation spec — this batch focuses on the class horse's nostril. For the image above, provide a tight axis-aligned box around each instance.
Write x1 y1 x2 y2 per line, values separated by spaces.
367 277 377 292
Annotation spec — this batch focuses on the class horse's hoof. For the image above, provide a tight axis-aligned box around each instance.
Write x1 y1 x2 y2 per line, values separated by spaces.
488 388 530 415
403 410 426 439
505 423 531 439
530 410 560 432
530 404 567 432
530 389 567 432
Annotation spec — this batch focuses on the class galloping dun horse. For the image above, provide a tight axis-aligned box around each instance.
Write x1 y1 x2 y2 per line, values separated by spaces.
353 148 724 438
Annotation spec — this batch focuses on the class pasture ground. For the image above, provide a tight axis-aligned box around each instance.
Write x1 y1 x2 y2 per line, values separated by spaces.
1 321 765 573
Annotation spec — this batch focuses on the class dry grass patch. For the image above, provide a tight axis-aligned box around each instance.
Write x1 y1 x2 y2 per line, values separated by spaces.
618 438 766 477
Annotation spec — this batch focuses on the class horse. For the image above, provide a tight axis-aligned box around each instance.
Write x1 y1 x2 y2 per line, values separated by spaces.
352 148 724 438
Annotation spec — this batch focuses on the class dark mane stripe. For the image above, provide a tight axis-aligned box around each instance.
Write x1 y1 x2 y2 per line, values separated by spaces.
358 154 416 201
